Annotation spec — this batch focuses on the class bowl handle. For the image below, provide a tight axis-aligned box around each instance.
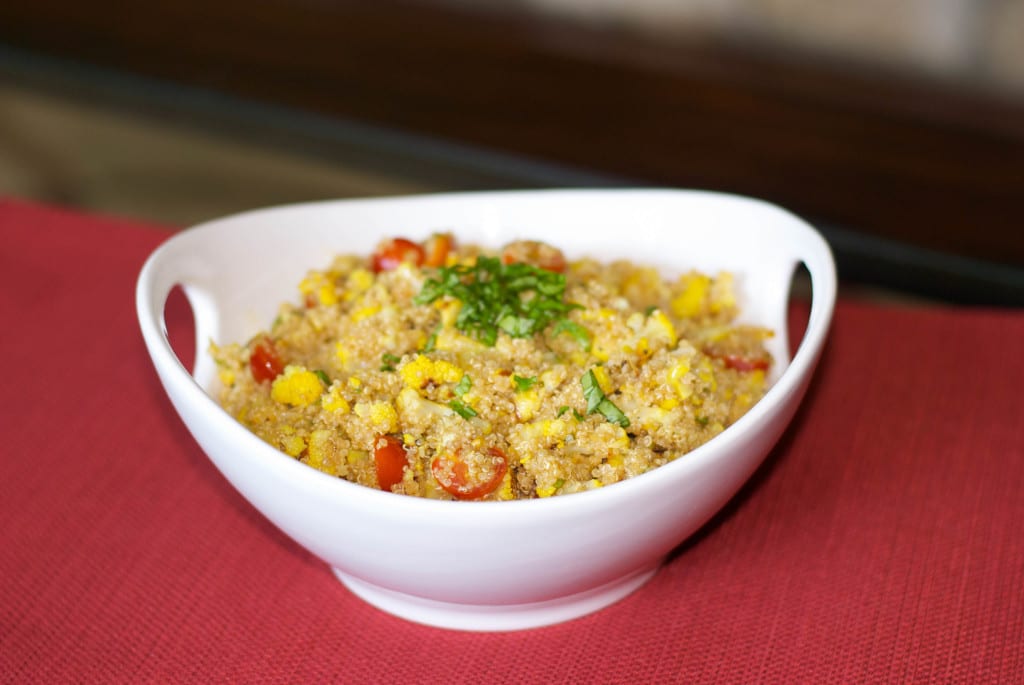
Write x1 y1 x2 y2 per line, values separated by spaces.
136 239 221 388
787 222 838 378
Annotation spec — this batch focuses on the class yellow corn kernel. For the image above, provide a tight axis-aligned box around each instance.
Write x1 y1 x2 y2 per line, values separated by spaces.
590 366 612 394
536 484 558 498
648 309 678 347
698 358 718 392
514 388 540 421
671 274 710 318
335 342 350 366
321 386 350 414
347 449 368 464
271 366 324 407
636 406 669 430
709 273 736 314
347 268 374 293
541 418 569 438
437 299 461 326
496 470 514 501
278 427 307 458
348 376 362 390
351 305 381 323
354 401 398 432
568 350 590 367
318 285 338 306
307 429 337 474
297 272 319 296
539 367 566 391
621 267 662 301
217 367 236 387
668 360 692 400
299 272 340 306
590 338 612 363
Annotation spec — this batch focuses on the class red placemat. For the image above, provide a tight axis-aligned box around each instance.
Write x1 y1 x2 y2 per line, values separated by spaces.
2 198 1022 683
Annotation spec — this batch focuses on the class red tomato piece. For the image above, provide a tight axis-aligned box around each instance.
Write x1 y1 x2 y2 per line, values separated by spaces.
371 237 425 272
707 351 771 372
422 232 455 267
249 337 285 383
431 447 508 500
373 435 409 492
501 240 567 273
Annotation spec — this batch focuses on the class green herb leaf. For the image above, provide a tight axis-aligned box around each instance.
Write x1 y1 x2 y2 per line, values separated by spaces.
512 375 537 393
572 408 585 422
454 374 472 396
421 323 441 353
380 352 401 372
596 398 629 428
695 415 710 427
313 369 331 386
580 369 630 428
581 369 605 414
643 305 658 317
556 405 570 417
448 399 478 419
552 319 592 351
414 256 581 346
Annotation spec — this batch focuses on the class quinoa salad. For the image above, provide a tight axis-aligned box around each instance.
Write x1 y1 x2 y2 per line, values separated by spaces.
210 234 773 501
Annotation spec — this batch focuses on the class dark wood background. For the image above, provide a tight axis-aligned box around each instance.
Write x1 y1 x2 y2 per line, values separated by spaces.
2 0 1021 301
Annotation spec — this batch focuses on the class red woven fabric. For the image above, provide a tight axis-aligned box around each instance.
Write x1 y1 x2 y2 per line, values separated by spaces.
2 198 1022 683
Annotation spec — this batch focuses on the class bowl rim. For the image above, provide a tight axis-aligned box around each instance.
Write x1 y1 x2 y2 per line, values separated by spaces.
137 187 836 521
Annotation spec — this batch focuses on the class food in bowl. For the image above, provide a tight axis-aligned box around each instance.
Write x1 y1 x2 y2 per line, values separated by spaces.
210 233 774 501
139 189 836 630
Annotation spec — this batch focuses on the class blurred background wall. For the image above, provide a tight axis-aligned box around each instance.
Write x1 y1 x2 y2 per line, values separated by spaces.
1 0 1022 303
474 0 1024 94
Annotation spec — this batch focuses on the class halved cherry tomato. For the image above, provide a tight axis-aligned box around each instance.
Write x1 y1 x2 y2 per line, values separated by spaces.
249 337 285 383
371 237 425 272
431 447 508 500
705 349 771 372
501 240 566 273
721 354 771 372
373 434 409 492
422 232 455 267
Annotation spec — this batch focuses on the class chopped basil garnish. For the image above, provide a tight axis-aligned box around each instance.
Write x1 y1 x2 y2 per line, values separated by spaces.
556 405 570 417
695 415 710 427
414 256 581 346
422 323 441 353
580 369 630 428
454 374 472 396
313 369 331 386
552 318 592 351
512 375 537 392
380 353 401 372
448 399 477 419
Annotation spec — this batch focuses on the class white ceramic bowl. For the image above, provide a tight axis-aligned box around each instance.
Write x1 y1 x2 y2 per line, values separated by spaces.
137 188 835 631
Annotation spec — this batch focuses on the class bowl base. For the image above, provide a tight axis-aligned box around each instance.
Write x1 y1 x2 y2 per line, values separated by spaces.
332 565 659 631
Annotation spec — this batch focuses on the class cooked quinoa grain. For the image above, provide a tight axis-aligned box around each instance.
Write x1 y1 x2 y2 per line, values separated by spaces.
210 235 773 500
